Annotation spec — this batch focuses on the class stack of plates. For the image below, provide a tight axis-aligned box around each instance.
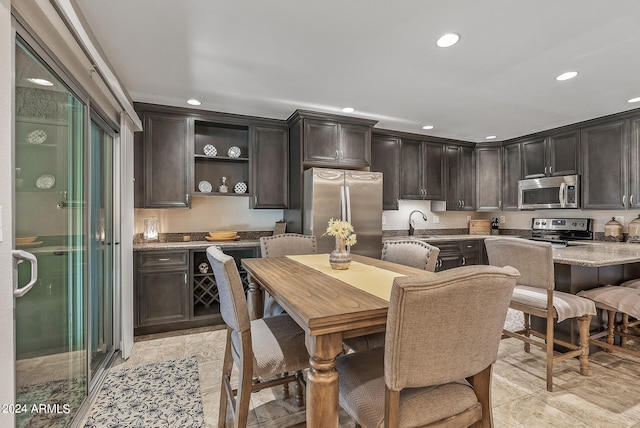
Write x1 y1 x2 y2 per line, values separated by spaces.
206 231 239 241
16 236 37 245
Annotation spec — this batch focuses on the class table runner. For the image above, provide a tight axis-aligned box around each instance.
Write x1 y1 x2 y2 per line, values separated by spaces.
286 254 405 301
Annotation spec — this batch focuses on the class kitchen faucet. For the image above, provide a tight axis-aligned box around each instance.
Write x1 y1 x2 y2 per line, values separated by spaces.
408 210 428 236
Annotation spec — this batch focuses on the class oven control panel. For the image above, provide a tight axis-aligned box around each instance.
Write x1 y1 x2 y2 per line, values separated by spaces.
532 218 592 232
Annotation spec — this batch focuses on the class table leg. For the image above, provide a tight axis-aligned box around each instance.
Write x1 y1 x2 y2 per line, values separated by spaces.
246 274 263 320
305 333 343 428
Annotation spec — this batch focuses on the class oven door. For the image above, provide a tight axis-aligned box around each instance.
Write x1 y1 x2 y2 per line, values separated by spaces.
518 176 579 209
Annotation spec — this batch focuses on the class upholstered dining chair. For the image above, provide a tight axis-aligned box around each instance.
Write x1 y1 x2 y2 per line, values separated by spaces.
207 246 309 428
343 239 440 352
484 237 597 392
381 239 440 271
336 265 519 428
259 233 317 317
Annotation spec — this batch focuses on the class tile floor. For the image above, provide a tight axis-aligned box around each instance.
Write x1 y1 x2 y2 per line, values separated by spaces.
95 323 640 428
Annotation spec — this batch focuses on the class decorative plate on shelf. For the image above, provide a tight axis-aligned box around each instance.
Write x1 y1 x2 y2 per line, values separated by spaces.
234 182 247 194
36 174 55 189
228 146 241 158
203 144 217 157
27 129 47 145
198 180 212 193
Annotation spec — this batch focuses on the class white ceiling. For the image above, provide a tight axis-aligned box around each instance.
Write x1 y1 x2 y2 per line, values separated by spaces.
75 0 640 142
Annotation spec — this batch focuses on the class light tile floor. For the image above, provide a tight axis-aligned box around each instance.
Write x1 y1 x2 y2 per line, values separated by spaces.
97 323 640 428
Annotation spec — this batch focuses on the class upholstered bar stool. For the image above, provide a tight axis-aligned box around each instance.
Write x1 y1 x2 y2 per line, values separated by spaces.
484 237 597 392
578 284 640 357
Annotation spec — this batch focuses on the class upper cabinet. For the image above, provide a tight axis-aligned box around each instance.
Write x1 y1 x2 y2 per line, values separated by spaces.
371 133 400 210
139 111 193 208
287 110 377 168
400 140 446 200
522 131 579 179
581 119 631 210
501 143 522 211
134 103 289 209
250 125 289 209
445 145 475 211
475 145 502 211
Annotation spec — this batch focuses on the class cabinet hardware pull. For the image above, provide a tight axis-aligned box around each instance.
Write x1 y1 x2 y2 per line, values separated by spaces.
498 200 502 209
184 273 188 284
186 193 190 204
461 200 465 207
549 165 553 174
254 196 258 205
335 150 339 160
623 195 627 207
545 166 548 175
632 195 635 205
461 257 466 266
158 258 170 261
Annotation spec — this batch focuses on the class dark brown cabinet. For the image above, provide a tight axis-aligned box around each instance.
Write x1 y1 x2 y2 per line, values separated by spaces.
400 140 445 200
522 131 579 179
371 134 400 210
135 251 190 330
431 240 482 272
287 110 376 168
502 143 522 211
445 145 475 211
251 125 289 208
581 119 630 209
475 145 502 211
141 112 192 208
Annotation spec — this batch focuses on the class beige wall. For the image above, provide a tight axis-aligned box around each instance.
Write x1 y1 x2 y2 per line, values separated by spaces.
134 196 284 234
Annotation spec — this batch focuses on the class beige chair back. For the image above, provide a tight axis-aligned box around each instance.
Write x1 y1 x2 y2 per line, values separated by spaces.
484 237 555 290
260 233 317 258
384 265 519 390
207 246 251 335
381 239 440 271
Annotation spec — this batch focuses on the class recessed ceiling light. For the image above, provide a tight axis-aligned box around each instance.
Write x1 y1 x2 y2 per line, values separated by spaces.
27 77 53 86
422 125 434 130
187 99 201 106
342 107 355 113
485 135 497 140
436 33 460 48
628 97 640 103
556 71 578 81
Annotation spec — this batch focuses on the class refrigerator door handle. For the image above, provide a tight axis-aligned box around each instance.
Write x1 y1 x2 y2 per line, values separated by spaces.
13 250 39 298
340 185 347 221
345 186 352 225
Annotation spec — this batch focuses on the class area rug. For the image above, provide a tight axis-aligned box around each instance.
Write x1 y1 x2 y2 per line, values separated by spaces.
83 356 204 428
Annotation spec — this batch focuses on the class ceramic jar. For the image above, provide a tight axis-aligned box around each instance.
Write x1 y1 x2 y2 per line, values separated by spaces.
604 217 623 242
627 215 640 243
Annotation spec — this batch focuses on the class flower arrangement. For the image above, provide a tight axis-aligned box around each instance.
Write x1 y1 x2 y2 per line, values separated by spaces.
324 218 357 247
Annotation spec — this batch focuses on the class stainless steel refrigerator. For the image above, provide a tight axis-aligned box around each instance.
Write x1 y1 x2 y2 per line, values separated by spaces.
303 168 383 258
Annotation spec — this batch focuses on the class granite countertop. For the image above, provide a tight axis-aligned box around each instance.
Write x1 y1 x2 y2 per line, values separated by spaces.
551 241 640 267
384 234 497 242
133 239 260 251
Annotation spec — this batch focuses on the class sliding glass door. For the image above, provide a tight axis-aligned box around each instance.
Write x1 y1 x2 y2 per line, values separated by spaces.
14 37 87 427
14 35 119 427
89 117 116 383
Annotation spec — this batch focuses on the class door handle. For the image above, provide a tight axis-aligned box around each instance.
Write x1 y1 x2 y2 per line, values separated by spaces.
13 250 38 298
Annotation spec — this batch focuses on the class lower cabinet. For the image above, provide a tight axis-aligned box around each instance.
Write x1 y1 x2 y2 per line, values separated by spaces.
135 247 257 334
430 240 483 272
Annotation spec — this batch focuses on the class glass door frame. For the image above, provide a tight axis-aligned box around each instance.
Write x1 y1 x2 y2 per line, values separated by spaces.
86 110 120 391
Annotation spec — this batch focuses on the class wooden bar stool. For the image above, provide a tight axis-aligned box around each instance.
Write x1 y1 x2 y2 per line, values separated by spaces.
577 285 640 358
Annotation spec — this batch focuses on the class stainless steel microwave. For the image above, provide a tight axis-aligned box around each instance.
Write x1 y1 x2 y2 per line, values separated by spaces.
518 175 580 209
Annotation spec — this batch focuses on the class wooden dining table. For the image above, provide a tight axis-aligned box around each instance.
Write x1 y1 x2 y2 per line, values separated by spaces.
241 253 429 428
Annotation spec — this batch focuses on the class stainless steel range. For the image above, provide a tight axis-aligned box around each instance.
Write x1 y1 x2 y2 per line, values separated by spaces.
530 217 593 247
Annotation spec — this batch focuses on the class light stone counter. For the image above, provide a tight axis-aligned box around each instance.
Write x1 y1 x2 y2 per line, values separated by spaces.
133 239 260 252
551 241 640 267
383 234 496 242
